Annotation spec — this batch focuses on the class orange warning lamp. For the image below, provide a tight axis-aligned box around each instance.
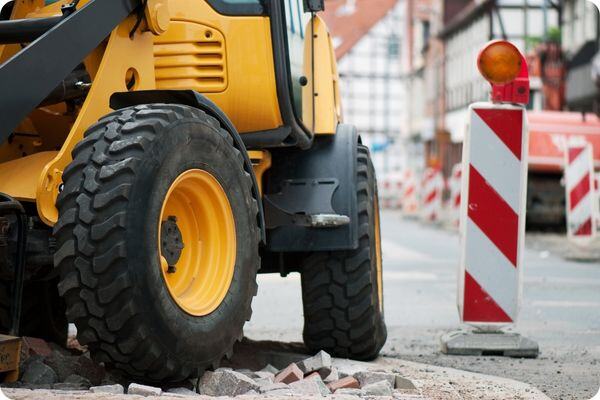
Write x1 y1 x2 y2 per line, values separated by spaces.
477 40 530 105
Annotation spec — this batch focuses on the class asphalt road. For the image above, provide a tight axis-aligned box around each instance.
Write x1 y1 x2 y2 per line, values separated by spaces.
245 210 600 400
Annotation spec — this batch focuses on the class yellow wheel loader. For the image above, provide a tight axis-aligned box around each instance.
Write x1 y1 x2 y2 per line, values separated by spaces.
0 0 386 382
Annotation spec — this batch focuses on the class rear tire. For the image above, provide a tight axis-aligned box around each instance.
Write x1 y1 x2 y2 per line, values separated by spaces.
300 145 386 360
54 104 260 382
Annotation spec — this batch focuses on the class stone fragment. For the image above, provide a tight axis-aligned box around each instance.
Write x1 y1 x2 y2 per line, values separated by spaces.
327 376 360 392
167 387 199 396
89 384 124 394
264 388 293 396
21 337 52 357
274 363 303 384
297 350 332 378
332 388 365 396
260 364 279 375
255 371 275 381
394 375 417 390
354 371 396 387
290 379 330 396
255 377 273 386
128 382 162 396
198 370 259 397
324 368 339 383
259 382 289 393
242 389 259 396
21 359 57 385
331 394 362 400
362 380 393 396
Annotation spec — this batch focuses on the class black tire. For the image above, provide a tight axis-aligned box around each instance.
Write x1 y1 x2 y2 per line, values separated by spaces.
300 144 386 360
54 104 260 382
0 278 67 345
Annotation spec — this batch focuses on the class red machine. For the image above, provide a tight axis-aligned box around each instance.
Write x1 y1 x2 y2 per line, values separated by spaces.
527 111 600 228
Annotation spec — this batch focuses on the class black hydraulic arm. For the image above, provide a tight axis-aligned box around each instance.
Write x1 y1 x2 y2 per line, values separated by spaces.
0 0 139 146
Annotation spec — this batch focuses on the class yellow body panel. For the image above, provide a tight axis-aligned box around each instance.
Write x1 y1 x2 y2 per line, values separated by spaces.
159 1 282 133
0 152 57 201
302 16 342 135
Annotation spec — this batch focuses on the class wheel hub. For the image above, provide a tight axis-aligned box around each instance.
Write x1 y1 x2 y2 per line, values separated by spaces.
158 169 237 317
160 216 184 273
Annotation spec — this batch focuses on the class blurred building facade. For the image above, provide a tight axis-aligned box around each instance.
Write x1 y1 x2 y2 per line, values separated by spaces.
322 0 410 174
562 0 600 112
323 0 599 179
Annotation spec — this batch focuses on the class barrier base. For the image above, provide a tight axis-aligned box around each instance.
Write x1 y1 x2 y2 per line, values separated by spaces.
440 329 539 358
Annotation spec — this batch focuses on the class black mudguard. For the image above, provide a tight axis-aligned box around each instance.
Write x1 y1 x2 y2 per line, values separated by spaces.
264 124 360 252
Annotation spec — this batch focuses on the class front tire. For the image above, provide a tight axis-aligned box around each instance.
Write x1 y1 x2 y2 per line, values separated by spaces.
54 104 260 382
301 144 386 360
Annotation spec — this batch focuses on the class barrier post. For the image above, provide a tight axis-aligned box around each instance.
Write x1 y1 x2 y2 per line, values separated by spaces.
441 40 538 357
564 144 597 243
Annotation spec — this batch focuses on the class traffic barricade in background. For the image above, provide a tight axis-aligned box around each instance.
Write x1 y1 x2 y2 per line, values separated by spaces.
564 144 598 243
447 163 462 228
380 171 404 209
402 169 419 216
420 167 444 222
442 40 538 357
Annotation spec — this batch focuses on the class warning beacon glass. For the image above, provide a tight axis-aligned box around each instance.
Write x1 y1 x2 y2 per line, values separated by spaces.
477 41 522 85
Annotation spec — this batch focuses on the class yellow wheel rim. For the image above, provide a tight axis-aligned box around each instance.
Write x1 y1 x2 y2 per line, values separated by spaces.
158 169 236 316
374 196 384 312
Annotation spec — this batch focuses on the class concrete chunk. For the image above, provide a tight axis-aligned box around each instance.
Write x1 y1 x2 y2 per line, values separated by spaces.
260 364 279 375
89 384 124 394
354 371 395 387
274 363 303 384
297 350 332 378
289 378 330 396
362 380 393 396
258 382 287 393
167 387 199 396
394 375 417 390
334 388 365 396
324 368 339 383
128 382 162 396
304 373 331 395
198 370 259 397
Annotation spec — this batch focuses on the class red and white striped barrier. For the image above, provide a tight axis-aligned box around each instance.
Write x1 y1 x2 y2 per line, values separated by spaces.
596 173 600 229
458 103 528 326
380 172 404 209
448 163 463 227
402 169 419 215
420 168 444 222
564 144 597 242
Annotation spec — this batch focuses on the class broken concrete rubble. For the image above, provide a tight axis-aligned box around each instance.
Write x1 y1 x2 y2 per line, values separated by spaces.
296 350 332 378
362 380 394 396
127 382 162 396
198 369 259 397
